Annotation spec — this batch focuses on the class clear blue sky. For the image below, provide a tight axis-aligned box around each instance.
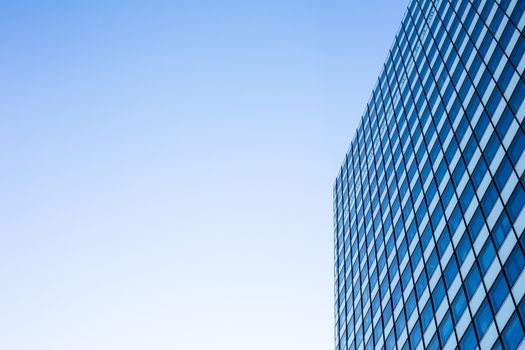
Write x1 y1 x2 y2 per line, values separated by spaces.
0 1 408 349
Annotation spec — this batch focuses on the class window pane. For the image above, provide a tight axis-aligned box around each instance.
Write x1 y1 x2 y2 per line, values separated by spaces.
465 264 481 300
502 312 525 350
479 240 496 274
504 246 525 286
474 299 492 337
459 324 476 350
452 287 467 322
439 311 453 344
489 273 509 312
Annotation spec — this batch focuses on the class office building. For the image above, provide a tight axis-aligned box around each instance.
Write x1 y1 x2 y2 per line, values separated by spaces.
333 0 525 349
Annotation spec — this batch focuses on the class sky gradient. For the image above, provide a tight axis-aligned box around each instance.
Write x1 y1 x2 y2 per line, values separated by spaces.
0 1 408 349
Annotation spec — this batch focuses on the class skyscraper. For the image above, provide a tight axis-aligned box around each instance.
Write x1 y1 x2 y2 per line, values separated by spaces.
333 1 525 349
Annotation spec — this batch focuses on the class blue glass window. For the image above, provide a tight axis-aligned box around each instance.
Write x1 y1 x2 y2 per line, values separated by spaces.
489 8 504 33
409 319 422 349
389 255 398 276
474 298 492 337
468 208 484 240
479 240 496 274
510 80 525 115
509 129 524 166
411 242 422 268
380 275 389 299
481 181 498 216
474 112 490 139
465 264 481 300
431 204 444 232
421 300 433 329
445 139 459 165
507 185 525 223
365 337 373 350
486 87 503 117
438 311 453 344
373 321 382 347
497 61 514 92
427 248 439 277
502 312 524 350
519 297 525 327
459 180 474 211
385 328 395 350
448 204 462 234
395 310 406 335
406 290 416 317
421 222 432 248
452 287 467 322
493 211 511 249
492 340 504 350
489 273 509 312
495 155 513 191
421 159 432 183
432 277 446 308
393 281 402 308
437 227 450 257
464 135 478 160
484 133 500 161
415 270 427 299
477 70 492 97
355 324 363 347
466 93 480 121
364 308 371 332
472 159 487 188
460 324 476 350
383 299 392 323
442 181 455 208
504 246 525 286
444 256 458 287
427 334 439 350
457 233 471 265
496 107 514 140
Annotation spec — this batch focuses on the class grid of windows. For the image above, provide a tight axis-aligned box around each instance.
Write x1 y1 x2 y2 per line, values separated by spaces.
333 0 525 349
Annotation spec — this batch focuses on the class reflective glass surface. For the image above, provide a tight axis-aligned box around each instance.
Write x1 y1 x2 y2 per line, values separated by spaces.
334 1 525 349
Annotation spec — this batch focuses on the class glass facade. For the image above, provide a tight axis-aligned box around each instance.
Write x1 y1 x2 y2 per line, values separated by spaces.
333 0 525 349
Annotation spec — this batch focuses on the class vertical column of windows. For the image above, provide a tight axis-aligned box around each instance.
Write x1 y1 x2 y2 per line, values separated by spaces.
389 16 444 349
422 0 524 348
392 9 448 349
368 73 404 350
382 56 432 350
372 80 411 349
361 93 390 349
409 2 492 348
401 6 460 345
